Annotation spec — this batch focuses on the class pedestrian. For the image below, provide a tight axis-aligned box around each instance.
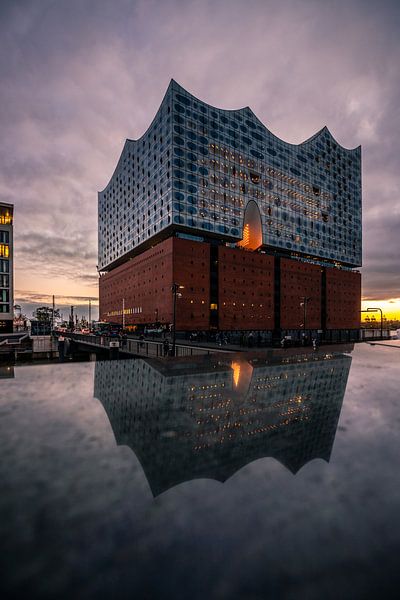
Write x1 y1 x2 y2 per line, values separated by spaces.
163 338 169 357
312 337 318 350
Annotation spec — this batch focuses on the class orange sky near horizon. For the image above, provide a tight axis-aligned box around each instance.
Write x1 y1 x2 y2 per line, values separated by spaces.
361 299 400 322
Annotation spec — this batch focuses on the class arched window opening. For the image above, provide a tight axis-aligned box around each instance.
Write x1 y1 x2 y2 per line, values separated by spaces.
238 200 263 251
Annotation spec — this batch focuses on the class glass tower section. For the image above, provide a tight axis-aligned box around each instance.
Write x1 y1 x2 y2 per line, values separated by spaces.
98 80 361 271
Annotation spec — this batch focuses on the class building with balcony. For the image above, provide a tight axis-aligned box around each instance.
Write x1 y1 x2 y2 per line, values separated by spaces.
0 202 13 333
98 81 361 340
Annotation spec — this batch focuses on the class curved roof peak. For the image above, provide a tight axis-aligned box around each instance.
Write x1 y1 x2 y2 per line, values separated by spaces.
171 79 360 152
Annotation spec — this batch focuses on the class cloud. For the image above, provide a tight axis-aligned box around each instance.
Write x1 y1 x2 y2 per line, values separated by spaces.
1 0 399 302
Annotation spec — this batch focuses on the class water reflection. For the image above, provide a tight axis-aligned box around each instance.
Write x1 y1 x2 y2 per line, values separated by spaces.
94 349 353 496
0 365 14 378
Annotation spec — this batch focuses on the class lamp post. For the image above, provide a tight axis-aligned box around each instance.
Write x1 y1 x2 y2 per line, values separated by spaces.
367 307 383 339
171 283 184 357
300 296 311 336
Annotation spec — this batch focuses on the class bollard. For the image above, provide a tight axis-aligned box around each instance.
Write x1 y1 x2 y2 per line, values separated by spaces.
109 340 120 360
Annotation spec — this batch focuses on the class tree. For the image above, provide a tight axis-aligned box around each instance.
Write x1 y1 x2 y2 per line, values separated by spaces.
32 306 60 322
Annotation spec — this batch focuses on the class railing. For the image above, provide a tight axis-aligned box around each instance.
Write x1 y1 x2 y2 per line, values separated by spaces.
0 334 29 346
56 333 231 357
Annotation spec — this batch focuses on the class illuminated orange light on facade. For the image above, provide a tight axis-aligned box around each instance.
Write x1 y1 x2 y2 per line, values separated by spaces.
238 201 263 251
231 361 241 387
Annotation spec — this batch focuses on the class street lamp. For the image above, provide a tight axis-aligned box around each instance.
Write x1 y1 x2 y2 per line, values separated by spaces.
171 283 184 357
300 297 311 335
367 307 383 339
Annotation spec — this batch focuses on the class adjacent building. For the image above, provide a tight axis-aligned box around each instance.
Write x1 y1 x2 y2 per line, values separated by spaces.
0 202 13 333
98 81 361 340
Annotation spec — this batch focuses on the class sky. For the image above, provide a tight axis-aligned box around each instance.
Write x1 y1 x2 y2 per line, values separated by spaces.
1 0 399 321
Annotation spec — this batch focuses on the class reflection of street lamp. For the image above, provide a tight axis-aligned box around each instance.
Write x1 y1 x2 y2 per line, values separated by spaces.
300 297 311 332
171 283 184 356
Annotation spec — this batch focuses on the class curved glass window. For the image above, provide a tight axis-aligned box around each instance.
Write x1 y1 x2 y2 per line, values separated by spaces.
173 114 184 124
187 218 197 227
210 111 218 119
173 136 184 145
174 191 185 201
267 147 276 156
173 169 184 178
187 141 197 151
187 152 197 162
297 154 307 162
174 125 184 134
198 115 207 125
176 93 190 106
174 215 185 224
188 206 197 215
198 166 208 176
251 149 264 160
173 158 184 167
187 174 197 182
174 202 184 211
174 103 185 113
187 184 197 194
187 196 197 204
230 121 238 129
198 136 208 145
211 120 219 130
251 131 263 141
202 222 214 230
174 180 184 189
173 147 184 156
188 163 197 172
290 167 301 176
188 131 197 140
245 119 256 129
199 146 208 155
231 228 239 236
220 115 229 124
242 136 252 145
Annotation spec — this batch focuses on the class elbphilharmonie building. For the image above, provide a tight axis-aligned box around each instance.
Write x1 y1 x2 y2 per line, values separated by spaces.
98 80 361 340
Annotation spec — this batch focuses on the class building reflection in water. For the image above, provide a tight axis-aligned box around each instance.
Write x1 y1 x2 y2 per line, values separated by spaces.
94 349 353 496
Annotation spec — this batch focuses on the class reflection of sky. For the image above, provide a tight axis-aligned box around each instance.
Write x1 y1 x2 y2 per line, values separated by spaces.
1 344 400 598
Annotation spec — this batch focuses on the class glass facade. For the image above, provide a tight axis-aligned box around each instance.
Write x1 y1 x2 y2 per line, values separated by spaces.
98 80 361 271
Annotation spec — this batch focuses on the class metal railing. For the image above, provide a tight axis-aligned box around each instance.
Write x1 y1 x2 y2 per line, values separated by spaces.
55 333 231 357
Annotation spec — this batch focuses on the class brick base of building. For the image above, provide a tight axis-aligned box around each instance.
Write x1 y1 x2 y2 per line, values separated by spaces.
99 237 361 334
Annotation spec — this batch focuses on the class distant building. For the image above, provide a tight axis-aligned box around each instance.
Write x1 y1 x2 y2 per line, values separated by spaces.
0 202 13 333
98 81 361 341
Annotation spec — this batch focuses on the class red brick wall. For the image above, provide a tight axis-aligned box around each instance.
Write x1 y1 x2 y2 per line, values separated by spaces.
326 268 361 329
99 238 174 325
99 237 210 330
280 258 322 329
173 238 210 330
218 247 274 330
99 237 361 332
